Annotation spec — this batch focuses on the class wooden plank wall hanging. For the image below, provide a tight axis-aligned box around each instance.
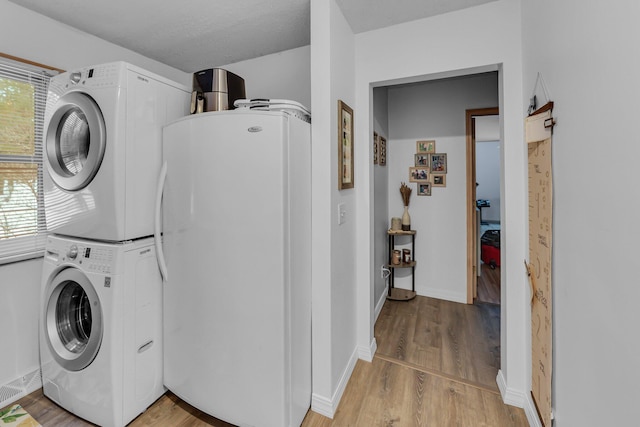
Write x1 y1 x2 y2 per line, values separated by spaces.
525 103 554 427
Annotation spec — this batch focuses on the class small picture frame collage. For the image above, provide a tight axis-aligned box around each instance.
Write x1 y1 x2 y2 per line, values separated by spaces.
373 131 387 166
411 140 447 196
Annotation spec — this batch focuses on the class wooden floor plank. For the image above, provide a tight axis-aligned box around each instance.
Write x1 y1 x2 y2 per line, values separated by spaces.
376 296 501 391
304 358 527 427
477 263 501 305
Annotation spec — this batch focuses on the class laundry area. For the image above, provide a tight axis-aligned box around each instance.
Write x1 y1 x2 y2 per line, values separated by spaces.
34 59 311 427
1 1 319 420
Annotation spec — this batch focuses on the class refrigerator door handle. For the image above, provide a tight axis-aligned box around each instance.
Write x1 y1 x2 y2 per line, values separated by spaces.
154 161 169 281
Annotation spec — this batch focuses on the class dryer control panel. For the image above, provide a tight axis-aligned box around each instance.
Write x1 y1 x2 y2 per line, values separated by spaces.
61 62 122 89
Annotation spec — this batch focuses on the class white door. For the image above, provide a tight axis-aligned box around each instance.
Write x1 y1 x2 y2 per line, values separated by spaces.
45 92 106 191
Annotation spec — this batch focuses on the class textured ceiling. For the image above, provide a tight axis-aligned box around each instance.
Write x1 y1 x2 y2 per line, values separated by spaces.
8 0 496 73
335 0 496 33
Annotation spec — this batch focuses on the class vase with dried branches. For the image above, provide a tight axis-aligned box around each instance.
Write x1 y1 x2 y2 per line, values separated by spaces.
400 182 412 231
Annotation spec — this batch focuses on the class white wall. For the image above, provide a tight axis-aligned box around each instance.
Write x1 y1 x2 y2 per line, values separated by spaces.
475 114 500 142
0 0 188 85
0 258 42 387
386 73 498 301
372 88 389 310
309 0 359 417
522 1 640 425
473 116 502 223
221 46 311 109
476 141 501 223
354 0 528 415
476 115 501 222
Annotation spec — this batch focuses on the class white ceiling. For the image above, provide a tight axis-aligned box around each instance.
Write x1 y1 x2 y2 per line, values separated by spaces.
9 0 496 73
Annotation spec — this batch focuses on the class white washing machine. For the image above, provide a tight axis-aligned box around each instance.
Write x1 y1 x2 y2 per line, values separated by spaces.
40 235 164 427
43 61 189 241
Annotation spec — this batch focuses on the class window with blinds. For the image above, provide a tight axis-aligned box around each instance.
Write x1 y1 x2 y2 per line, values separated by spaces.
0 56 56 263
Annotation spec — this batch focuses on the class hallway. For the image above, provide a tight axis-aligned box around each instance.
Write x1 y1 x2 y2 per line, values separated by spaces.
376 296 501 390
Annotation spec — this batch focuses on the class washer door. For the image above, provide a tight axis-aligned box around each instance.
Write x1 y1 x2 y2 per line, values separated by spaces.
45 92 106 191
44 268 103 371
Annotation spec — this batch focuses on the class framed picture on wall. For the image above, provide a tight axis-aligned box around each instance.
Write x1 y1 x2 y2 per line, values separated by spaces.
432 174 446 187
430 153 447 173
417 140 436 154
417 182 432 196
338 100 354 190
409 166 429 182
414 153 429 166
379 136 387 166
373 131 378 165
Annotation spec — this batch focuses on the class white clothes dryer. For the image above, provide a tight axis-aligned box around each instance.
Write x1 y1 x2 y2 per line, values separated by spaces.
43 62 189 241
40 235 164 427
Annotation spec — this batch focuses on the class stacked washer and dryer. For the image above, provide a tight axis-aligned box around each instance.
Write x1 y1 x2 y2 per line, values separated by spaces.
39 62 189 427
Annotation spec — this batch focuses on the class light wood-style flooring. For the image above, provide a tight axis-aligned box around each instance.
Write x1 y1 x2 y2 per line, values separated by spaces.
9 296 526 426
477 263 501 305
302 356 525 426
375 296 501 391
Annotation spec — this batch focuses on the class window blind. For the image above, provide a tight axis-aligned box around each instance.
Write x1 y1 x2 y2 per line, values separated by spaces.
0 56 57 263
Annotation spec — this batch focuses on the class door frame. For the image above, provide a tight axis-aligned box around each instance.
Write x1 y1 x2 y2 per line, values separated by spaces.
466 107 499 304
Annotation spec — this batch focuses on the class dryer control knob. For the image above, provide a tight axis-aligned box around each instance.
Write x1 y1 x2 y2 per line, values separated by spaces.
67 245 78 259
69 72 81 84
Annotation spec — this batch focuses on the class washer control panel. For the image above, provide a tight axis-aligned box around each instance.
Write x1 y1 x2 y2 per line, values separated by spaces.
45 237 115 274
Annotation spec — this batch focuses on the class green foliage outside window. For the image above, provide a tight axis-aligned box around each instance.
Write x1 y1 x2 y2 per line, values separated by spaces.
0 77 35 155
0 77 39 239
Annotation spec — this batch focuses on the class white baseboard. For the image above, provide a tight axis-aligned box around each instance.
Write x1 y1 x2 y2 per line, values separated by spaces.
496 369 526 407
524 393 543 427
374 286 387 322
311 285 490 420
310 346 359 419
497 369 542 427
420 288 466 304
357 337 377 362
0 367 42 409
310 393 334 418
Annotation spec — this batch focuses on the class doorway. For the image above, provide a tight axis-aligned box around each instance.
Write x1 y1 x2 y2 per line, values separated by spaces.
372 96 503 391
475 115 501 304
373 75 499 306
465 108 499 304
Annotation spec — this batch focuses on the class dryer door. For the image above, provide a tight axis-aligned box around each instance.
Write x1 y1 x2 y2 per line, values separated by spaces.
45 92 106 191
44 268 103 371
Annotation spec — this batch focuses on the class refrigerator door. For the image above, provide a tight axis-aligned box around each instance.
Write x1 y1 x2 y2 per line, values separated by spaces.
161 110 310 427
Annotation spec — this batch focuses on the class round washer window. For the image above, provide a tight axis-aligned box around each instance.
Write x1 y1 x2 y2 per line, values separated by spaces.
45 268 103 371
55 281 92 354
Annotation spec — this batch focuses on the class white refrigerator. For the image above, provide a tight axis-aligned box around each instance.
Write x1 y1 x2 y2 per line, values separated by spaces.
155 107 311 427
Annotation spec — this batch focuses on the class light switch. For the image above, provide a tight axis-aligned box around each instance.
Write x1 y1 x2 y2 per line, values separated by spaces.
338 203 346 225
